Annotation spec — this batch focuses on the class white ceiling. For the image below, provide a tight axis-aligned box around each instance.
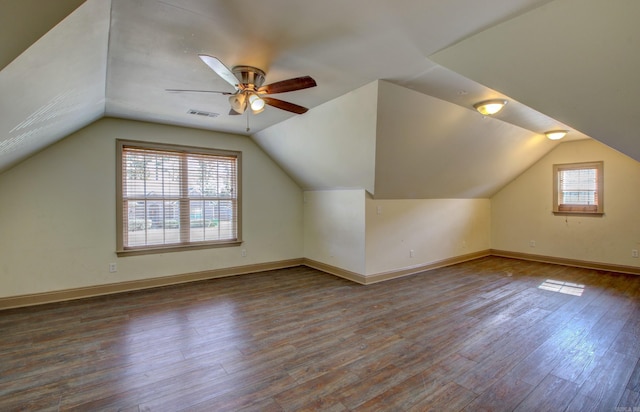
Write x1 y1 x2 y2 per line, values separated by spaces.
0 0 108 171
1 0 635 197
254 80 563 199
0 0 85 70
431 0 640 163
104 0 567 135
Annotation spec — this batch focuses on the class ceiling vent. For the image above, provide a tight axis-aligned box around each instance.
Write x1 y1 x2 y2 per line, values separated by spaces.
187 109 219 118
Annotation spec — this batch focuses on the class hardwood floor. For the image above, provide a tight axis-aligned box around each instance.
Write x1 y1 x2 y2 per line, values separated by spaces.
1 256 640 411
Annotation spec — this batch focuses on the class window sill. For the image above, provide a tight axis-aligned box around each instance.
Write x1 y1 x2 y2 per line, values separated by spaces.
552 211 604 217
117 240 243 257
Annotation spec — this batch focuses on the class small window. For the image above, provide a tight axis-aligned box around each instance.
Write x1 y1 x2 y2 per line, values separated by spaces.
553 161 603 215
116 140 242 256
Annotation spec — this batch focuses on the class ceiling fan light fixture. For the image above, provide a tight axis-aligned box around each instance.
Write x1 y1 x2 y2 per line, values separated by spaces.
229 94 247 114
249 93 266 113
181 55 315 116
474 99 508 116
545 130 568 140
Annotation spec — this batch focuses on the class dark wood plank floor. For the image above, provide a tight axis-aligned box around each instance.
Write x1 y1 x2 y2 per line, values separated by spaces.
1 256 640 411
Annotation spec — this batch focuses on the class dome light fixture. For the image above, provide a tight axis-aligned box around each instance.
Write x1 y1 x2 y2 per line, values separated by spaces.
545 130 568 140
473 99 508 116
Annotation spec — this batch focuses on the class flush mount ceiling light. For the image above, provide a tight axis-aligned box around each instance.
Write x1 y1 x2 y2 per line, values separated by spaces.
474 99 508 115
545 130 568 140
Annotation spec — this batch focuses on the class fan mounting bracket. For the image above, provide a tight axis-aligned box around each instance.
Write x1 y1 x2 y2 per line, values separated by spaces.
232 65 266 89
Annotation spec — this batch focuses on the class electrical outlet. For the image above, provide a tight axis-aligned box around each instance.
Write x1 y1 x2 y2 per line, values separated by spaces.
377 206 383 215
241 249 247 257
632 249 639 258
529 240 536 248
109 263 117 273
409 249 414 258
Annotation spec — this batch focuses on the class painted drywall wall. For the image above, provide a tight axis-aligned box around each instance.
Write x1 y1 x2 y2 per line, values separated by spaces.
0 118 303 297
303 190 491 277
253 82 378 193
365 197 491 275
492 139 640 268
303 190 366 274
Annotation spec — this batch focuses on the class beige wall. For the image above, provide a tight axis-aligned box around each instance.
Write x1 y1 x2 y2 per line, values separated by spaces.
492 139 640 268
365 197 491 275
3 116 639 301
302 190 491 278
0 118 304 297
303 189 366 274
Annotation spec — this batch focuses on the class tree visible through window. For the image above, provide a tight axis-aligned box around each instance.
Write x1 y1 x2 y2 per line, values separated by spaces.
116 140 241 256
553 161 603 214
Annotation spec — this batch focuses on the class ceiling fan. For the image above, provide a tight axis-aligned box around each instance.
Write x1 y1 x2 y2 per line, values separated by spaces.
167 54 317 116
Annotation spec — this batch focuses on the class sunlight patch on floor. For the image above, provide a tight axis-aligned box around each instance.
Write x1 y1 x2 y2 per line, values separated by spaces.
538 279 585 296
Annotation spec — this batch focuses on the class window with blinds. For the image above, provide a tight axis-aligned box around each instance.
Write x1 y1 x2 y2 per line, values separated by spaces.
553 161 603 214
116 140 241 256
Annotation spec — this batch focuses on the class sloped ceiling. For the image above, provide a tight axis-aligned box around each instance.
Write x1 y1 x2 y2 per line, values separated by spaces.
0 0 108 171
103 0 561 136
374 81 558 198
253 82 378 193
0 0 86 70
3 0 636 200
256 80 562 199
431 0 640 162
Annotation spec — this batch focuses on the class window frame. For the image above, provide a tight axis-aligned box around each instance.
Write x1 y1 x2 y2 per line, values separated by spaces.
552 161 604 215
116 140 242 256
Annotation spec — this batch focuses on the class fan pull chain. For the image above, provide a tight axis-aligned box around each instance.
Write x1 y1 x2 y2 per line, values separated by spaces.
246 112 250 132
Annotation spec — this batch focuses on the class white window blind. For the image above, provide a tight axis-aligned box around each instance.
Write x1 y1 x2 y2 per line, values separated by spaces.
553 162 603 214
559 168 597 206
117 141 241 255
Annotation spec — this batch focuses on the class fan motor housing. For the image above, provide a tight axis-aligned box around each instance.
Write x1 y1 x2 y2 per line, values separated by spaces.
232 65 266 89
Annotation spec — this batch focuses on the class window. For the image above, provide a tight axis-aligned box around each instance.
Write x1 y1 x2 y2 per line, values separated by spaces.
553 161 603 214
116 140 241 256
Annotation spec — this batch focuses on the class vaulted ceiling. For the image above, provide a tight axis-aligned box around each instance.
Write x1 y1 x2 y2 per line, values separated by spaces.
1 0 637 198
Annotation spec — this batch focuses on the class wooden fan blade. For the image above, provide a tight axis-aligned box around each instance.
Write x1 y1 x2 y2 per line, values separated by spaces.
165 89 233 95
258 76 316 94
262 97 309 114
198 54 239 90
229 108 242 115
